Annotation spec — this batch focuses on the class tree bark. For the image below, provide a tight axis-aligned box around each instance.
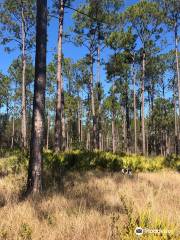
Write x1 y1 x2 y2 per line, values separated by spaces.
112 81 116 153
77 97 82 142
133 63 137 154
54 0 65 152
142 50 146 155
21 5 27 149
61 90 66 150
26 0 47 195
46 114 50 150
125 88 130 153
174 94 178 154
11 110 15 149
90 55 97 149
175 18 180 154
97 44 101 150
112 116 115 154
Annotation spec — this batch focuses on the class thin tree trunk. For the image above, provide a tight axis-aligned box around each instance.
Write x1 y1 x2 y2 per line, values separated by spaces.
112 117 115 154
112 81 116 153
77 98 82 142
174 95 178 154
26 0 47 195
122 105 127 152
90 55 97 149
55 0 64 152
97 44 101 150
132 60 137 154
46 114 50 150
21 5 27 149
11 110 15 149
175 19 180 154
142 50 146 155
66 128 69 150
125 88 130 154
61 90 66 150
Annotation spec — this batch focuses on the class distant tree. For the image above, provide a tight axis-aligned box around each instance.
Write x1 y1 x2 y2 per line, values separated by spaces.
0 0 35 149
72 0 122 150
124 0 163 155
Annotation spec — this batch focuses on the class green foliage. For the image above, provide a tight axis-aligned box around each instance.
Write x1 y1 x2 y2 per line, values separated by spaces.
0 0 35 52
122 155 165 172
18 223 32 240
43 150 123 173
0 149 28 175
113 195 177 240
164 154 180 171
1 150 179 178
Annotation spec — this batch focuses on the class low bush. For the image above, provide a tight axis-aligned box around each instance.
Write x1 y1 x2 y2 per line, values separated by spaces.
164 154 180 172
43 150 123 174
0 149 179 181
122 155 165 172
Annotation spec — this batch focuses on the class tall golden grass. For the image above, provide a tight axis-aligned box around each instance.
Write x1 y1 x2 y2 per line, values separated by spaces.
0 170 179 239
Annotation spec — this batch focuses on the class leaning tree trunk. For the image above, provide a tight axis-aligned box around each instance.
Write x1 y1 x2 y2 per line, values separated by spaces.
142 50 146 155
54 0 65 152
21 6 27 149
175 18 180 154
26 0 47 195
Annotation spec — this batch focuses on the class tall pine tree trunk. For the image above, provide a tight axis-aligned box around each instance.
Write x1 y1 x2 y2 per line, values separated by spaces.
21 6 27 149
55 0 65 152
125 88 130 153
97 44 101 150
90 55 97 149
175 18 180 154
142 50 146 155
133 64 137 154
61 90 66 150
26 0 47 195
11 109 15 149
174 94 178 154
112 81 116 153
78 97 82 142
46 114 50 150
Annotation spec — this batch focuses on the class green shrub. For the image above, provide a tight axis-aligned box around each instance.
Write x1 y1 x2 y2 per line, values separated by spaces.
121 155 164 172
115 195 177 240
164 154 180 171
43 150 123 174
18 223 32 240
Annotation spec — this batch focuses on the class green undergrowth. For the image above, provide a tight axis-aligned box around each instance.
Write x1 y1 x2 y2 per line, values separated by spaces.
0 149 179 178
111 195 179 240
0 149 28 176
43 150 180 174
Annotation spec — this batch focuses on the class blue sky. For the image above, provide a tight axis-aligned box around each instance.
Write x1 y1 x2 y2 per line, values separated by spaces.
0 0 177 100
0 0 138 74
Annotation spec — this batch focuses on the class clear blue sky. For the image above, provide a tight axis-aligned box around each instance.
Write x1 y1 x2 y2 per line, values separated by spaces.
0 0 139 74
0 0 176 99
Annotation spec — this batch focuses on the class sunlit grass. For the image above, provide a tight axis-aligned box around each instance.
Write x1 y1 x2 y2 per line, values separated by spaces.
0 168 179 239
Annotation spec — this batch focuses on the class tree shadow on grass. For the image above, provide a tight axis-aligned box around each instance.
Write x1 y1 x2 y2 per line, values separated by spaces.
30 170 127 222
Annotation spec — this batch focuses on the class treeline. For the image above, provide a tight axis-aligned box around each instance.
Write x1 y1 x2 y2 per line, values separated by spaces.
0 0 180 186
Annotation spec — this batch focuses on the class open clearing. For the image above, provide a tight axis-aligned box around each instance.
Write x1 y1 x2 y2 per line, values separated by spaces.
0 170 179 240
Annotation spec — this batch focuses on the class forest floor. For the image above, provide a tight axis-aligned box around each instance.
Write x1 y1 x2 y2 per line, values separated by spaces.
0 168 179 240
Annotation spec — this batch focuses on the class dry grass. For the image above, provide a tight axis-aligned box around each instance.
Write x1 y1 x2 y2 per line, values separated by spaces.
0 170 179 240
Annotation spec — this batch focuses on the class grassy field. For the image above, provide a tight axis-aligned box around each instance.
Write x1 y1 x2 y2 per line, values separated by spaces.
0 164 179 239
